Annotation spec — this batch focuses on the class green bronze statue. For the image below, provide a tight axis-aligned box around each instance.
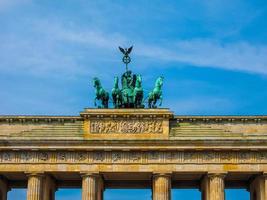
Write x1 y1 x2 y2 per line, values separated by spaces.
92 46 163 109
148 76 164 108
93 77 109 108
133 74 144 108
111 76 122 108
121 70 135 108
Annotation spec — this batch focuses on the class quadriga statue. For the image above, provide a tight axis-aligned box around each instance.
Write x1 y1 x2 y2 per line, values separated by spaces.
92 46 163 109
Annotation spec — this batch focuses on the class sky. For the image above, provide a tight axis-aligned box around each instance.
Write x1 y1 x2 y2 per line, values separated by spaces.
0 0 267 199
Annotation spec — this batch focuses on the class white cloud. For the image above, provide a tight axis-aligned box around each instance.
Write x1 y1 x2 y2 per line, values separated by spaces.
138 39 267 75
37 22 267 75
1 18 266 78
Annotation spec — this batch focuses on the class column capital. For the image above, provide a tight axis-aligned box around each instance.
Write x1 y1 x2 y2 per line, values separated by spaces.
153 172 172 178
25 172 45 177
80 172 101 178
207 172 227 179
202 172 225 200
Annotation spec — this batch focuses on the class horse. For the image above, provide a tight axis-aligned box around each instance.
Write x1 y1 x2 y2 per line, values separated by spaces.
148 76 163 108
133 75 144 108
111 76 122 108
93 77 109 108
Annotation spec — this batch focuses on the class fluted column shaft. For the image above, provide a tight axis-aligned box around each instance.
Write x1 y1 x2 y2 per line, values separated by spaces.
250 175 267 200
27 173 44 200
153 173 171 200
82 173 100 200
0 176 8 200
201 173 225 200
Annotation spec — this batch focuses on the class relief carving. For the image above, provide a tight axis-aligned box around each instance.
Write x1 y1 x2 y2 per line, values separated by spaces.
220 152 232 162
21 152 31 161
58 152 66 161
148 152 160 160
39 152 48 161
112 152 122 162
77 152 87 161
203 152 216 161
0 150 267 164
90 120 163 134
93 152 105 161
3 152 11 161
184 152 198 162
129 152 141 161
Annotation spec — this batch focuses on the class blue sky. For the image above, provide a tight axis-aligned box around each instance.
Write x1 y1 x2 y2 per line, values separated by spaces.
8 188 250 200
1 0 266 199
0 0 267 115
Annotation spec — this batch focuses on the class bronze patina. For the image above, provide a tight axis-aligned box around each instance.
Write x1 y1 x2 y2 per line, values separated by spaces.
93 46 163 108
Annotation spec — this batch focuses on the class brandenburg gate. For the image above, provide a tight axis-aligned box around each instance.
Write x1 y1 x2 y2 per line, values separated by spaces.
0 109 267 200
0 47 266 200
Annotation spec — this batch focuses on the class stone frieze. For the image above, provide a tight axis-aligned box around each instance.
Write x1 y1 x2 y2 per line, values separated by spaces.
0 151 267 164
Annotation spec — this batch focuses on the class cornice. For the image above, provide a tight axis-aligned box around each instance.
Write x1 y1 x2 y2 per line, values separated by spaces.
0 116 82 124
174 115 267 123
0 115 266 124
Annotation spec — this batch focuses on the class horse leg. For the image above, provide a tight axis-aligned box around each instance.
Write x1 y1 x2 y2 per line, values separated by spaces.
159 95 163 106
148 98 152 108
153 97 157 108
104 98 108 108
94 97 97 107
103 93 108 108
116 94 120 108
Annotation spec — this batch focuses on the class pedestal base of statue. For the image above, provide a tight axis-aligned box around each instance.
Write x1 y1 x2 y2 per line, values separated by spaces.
80 108 173 140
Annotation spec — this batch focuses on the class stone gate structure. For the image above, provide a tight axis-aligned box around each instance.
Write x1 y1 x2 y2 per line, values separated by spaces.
0 108 267 200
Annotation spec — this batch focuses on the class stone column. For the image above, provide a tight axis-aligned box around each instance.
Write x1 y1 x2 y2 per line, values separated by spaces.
43 175 57 200
97 175 104 200
201 173 225 200
249 174 267 200
27 173 44 200
82 173 102 200
0 176 8 200
152 173 171 200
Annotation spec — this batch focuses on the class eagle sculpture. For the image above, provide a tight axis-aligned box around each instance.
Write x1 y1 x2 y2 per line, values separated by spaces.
119 46 133 56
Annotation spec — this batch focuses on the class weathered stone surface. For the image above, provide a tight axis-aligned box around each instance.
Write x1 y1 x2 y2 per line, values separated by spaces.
0 109 267 199
250 174 267 200
201 173 225 200
27 173 44 200
153 173 171 200
81 173 102 200
82 109 173 140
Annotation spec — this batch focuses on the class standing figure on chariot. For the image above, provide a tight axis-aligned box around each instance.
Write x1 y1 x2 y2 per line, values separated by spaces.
121 70 136 108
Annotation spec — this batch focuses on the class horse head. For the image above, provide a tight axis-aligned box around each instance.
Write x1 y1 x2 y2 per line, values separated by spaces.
114 76 119 88
93 77 101 88
155 76 164 88
135 75 142 88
